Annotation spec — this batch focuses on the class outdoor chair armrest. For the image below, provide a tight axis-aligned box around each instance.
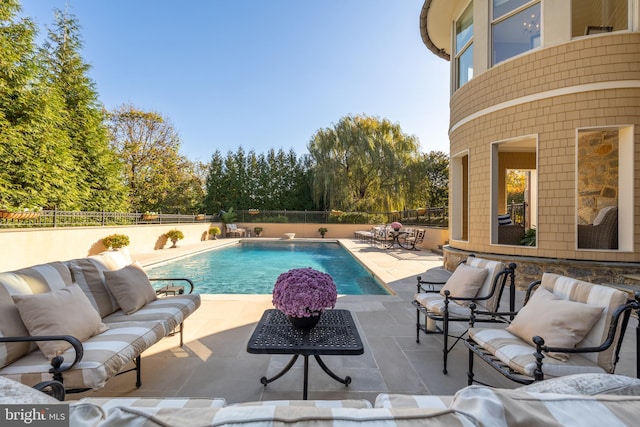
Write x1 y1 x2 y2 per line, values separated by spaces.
0 335 84 379
32 380 66 401
523 279 542 304
467 303 518 327
416 277 447 292
149 277 195 294
417 284 443 293
443 289 493 304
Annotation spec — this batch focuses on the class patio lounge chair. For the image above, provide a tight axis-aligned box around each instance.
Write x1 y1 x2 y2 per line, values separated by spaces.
465 272 640 386
225 223 246 238
413 256 516 374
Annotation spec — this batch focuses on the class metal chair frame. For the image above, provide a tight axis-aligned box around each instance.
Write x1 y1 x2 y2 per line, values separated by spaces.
413 258 517 374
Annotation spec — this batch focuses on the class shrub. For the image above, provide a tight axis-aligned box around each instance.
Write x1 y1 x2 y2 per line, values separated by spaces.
165 229 184 241
102 233 130 249
208 226 221 236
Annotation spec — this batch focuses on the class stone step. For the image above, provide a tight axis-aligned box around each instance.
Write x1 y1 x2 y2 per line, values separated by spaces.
623 274 640 284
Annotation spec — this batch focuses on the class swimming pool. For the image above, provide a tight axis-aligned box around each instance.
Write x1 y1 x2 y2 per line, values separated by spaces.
147 241 389 295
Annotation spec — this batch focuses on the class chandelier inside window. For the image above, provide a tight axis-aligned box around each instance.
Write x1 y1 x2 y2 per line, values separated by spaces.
523 13 540 34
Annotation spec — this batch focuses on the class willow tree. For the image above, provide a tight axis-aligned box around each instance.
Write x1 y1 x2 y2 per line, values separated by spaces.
308 115 420 212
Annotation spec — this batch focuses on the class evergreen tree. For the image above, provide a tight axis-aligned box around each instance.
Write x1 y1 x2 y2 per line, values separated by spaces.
203 150 226 214
0 0 75 209
43 9 128 211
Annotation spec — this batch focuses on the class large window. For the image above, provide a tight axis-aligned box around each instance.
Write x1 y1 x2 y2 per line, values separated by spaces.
571 0 628 37
455 3 473 89
492 1 540 65
491 137 537 246
576 127 633 251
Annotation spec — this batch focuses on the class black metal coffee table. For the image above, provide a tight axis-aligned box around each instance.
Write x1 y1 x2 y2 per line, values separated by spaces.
246 309 364 399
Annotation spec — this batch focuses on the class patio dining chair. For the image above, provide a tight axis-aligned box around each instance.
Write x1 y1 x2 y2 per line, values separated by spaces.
464 273 640 386
403 228 425 250
413 256 516 374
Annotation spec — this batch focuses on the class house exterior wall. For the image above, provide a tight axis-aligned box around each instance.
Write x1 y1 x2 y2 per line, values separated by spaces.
447 32 640 263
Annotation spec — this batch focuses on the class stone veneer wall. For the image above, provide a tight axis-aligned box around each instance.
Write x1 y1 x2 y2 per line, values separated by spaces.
443 246 640 292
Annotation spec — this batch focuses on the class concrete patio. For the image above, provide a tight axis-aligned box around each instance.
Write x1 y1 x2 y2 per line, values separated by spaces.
71 238 638 403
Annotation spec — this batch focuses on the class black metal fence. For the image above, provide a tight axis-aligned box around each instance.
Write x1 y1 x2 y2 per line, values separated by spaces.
0 207 448 229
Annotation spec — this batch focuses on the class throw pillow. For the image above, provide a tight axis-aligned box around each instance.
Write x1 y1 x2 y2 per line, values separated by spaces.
103 262 157 315
12 284 108 360
439 264 489 305
506 287 604 361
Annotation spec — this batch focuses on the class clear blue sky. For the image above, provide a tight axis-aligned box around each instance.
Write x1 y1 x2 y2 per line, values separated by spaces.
20 0 451 163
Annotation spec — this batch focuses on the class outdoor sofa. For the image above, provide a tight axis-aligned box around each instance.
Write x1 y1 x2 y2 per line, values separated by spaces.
2 373 640 426
0 249 200 393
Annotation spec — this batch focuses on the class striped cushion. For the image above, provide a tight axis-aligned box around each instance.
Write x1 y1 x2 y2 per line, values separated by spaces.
374 394 452 409
234 399 372 408
74 405 477 427
451 385 640 427
67 258 120 317
539 273 628 372
102 294 201 335
465 258 506 312
0 262 73 368
77 397 227 411
413 292 483 319
0 321 165 390
498 213 512 225
414 257 507 316
469 328 606 378
92 249 133 270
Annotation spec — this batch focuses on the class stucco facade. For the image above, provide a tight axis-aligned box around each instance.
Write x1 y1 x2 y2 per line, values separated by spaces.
420 0 640 286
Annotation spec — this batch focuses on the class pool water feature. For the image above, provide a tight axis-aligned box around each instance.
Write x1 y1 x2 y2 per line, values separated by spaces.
147 241 389 295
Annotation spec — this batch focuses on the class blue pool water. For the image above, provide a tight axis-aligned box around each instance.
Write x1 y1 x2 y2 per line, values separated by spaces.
147 241 389 295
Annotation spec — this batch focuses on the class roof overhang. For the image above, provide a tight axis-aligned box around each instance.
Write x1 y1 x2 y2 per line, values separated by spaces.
419 0 456 61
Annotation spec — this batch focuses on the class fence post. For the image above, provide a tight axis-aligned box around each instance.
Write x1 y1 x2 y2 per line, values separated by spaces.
53 207 57 228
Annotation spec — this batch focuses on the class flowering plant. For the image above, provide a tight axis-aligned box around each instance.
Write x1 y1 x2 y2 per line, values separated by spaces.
390 221 403 230
272 267 337 318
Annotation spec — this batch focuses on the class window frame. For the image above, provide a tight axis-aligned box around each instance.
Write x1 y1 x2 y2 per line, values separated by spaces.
454 2 474 90
575 125 634 252
490 0 541 66
490 136 538 247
